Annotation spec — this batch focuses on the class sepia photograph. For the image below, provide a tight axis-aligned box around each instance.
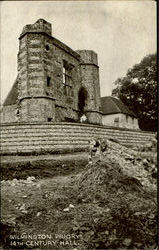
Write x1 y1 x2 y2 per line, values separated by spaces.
0 1 157 249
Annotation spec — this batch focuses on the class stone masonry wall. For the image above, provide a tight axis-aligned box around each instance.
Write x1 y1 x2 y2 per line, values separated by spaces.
20 98 56 122
41 34 81 118
1 105 18 123
1 122 154 154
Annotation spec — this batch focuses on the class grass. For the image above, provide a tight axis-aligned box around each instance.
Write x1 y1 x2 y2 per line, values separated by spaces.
1 153 88 180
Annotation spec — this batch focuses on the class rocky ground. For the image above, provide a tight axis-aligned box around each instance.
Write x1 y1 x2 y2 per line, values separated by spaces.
0 138 157 250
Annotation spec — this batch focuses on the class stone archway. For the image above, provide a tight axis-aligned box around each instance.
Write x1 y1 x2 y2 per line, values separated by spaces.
78 87 88 114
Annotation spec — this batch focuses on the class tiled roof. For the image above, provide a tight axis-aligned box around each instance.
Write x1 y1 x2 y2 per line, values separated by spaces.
100 96 137 118
3 77 19 106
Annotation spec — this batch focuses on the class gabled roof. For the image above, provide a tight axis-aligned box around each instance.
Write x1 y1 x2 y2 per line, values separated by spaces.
100 96 137 118
3 77 19 106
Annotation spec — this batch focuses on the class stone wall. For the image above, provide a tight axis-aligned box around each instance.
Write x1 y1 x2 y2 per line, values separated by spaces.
1 105 18 123
1 122 154 154
20 98 56 122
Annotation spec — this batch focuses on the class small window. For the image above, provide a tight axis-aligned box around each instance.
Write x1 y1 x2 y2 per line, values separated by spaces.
132 117 134 124
48 118 52 122
47 77 51 87
45 45 50 51
114 117 119 123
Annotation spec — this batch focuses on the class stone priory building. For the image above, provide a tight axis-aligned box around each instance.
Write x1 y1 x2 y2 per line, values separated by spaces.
1 19 102 125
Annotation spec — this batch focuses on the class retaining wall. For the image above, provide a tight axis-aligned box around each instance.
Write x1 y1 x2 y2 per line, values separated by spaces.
1 122 155 154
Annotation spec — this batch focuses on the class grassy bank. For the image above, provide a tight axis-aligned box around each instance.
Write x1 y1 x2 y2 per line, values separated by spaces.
1 153 88 180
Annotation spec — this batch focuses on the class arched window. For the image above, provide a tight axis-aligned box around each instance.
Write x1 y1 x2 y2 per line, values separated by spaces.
47 77 51 87
45 44 50 51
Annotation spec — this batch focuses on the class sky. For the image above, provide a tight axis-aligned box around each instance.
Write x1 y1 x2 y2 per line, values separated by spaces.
0 1 157 104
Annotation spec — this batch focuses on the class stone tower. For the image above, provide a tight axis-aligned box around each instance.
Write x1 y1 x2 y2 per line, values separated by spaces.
18 19 56 121
2 19 102 125
76 50 101 124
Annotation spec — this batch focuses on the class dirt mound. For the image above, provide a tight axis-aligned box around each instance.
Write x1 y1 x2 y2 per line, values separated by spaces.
74 139 157 249
85 139 156 190
77 160 144 195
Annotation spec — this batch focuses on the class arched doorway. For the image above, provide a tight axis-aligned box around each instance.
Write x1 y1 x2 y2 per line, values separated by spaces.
78 87 88 114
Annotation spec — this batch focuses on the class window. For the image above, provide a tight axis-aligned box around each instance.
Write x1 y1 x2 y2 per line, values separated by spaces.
132 117 134 124
62 60 73 96
114 117 119 123
45 45 50 51
48 118 52 122
47 77 51 87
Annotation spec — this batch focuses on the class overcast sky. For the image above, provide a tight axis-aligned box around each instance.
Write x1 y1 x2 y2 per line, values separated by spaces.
0 1 156 104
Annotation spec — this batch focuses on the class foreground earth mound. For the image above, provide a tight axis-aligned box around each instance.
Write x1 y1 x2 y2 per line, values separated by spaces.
74 139 157 249
87 138 157 190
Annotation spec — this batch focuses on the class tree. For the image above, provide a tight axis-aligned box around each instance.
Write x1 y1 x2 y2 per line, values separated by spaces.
112 53 157 131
